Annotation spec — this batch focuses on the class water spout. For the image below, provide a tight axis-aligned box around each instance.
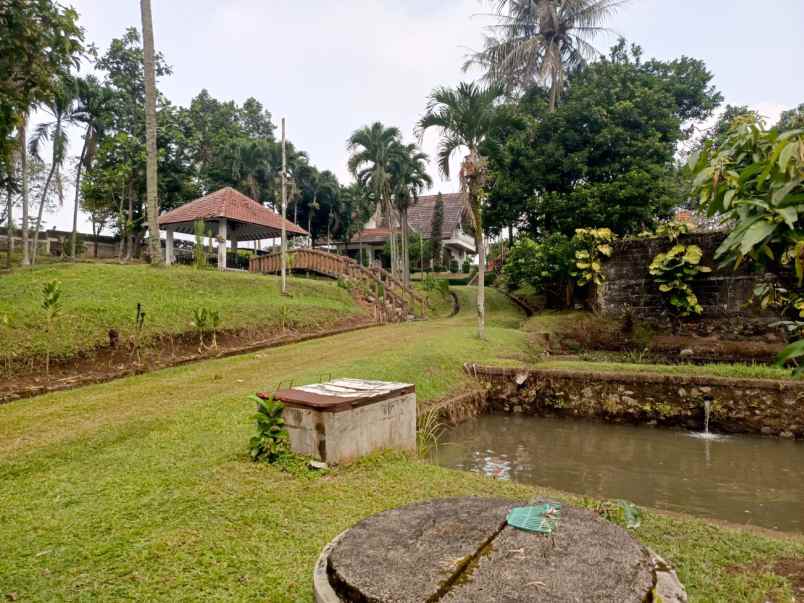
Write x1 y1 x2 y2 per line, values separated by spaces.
703 399 711 435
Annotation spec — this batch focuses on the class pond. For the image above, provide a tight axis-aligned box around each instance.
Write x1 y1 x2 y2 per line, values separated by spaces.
433 414 804 533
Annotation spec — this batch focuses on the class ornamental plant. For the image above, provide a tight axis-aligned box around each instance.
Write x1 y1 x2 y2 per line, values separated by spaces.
571 228 615 287
689 116 803 373
248 395 290 463
649 244 712 317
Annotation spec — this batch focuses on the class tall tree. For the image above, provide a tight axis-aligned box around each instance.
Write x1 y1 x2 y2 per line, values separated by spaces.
347 122 403 276
417 82 504 338
28 77 77 264
140 0 160 264
69 75 111 259
430 192 445 268
390 143 431 284
483 42 722 238
465 0 622 110
0 0 82 168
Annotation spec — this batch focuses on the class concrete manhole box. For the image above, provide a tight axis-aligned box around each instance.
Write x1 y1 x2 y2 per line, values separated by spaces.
260 378 416 464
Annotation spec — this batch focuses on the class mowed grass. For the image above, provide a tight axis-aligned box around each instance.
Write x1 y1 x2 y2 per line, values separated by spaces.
0 263 363 358
1 288 802 601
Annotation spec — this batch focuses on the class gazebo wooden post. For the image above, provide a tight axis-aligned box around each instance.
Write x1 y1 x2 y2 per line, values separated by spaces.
217 218 228 270
165 225 175 266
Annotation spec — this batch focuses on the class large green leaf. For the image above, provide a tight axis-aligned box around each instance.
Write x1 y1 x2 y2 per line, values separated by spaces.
739 221 775 255
777 206 798 229
775 339 804 367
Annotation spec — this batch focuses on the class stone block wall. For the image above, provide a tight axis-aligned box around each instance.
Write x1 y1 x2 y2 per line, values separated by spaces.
597 232 760 318
467 365 804 438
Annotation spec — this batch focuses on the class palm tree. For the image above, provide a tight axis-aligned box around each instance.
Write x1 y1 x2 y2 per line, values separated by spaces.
140 0 160 265
417 82 504 338
28 78 77 264
390 143 432 284
347 122 402 276
70 75 110 260
465 0 622 110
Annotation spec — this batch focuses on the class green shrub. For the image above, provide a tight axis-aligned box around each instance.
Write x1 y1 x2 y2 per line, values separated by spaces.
461 259 471 274
571 228 615 287
649 244 712 317
248 395 290 463
449 259 459 273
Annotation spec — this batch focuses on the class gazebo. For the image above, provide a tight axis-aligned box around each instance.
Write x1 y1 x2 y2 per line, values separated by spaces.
157 187 308 269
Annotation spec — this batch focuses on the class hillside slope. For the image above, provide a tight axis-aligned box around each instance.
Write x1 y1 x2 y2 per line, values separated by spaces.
0 263 365 360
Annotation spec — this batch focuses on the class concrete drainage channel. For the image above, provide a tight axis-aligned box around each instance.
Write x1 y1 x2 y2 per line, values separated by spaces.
313 498 686 602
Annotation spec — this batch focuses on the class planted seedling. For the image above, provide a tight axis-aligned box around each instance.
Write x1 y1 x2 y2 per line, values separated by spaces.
41 281 63 377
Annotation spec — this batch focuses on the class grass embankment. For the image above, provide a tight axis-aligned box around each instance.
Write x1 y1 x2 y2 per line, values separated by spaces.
521 310 794 381
0 263 364 360
1 289 802 601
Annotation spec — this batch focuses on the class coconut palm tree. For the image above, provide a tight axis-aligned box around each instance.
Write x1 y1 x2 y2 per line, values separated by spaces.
390 143 432 284
417 82 504 338
28 78 77 264
465 0 623 110
140 0 160 265
347 122 403 276
69 75 111 259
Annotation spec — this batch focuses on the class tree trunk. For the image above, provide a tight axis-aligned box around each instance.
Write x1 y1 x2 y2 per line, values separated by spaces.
475 224 486 340
32 152 59 265
71 130 89 260
141 0 161 265
280 117 288 294
5 182 12 269
125 181 134 262
400 207 410 285
18 121 30 266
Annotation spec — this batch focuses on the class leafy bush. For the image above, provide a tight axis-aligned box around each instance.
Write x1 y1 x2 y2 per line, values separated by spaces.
449 259 459 273
649 244 712 317
421 272 449 296
571 228 615 287
248 395 290 463
690 116 803 373
502 234 575 299
461 259 471 274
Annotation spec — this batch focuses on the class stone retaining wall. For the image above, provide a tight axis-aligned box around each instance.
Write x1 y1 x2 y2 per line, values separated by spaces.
597 232 761 318
465 364 804 438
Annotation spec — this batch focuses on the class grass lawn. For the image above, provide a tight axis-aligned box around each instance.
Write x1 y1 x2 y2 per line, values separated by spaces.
0 263 364 359
1 287 802 601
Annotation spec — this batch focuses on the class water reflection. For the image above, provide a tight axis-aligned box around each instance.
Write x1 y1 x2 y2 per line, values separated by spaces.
433 414 804 533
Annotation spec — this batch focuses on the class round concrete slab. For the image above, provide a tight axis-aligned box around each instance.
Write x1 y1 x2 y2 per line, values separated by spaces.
319 497 686 602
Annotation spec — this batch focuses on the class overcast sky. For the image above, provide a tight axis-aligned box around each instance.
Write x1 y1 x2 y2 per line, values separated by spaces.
47 0 804 231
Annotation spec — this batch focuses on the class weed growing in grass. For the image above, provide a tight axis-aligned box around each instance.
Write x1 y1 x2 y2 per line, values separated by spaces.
416 408 444 457
248 395 290 463
41 281 62 376
0 313 12 377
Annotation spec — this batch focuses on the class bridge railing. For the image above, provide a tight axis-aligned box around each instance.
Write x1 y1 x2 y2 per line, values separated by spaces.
249 248 428 319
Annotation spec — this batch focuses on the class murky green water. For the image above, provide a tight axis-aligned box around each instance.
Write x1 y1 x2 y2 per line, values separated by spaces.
433 414 804 533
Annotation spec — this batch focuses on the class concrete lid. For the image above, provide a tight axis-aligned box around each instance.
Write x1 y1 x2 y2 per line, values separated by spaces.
324 497 660 602
263 378 415 412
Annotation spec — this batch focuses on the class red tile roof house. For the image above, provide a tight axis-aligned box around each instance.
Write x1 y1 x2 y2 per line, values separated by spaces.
336 192 476 270
157 187 307 270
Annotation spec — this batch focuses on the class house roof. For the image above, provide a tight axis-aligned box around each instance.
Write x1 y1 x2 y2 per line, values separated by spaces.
158 187 308 240
407 192 467 239
353 192 468 244
353 227 393 244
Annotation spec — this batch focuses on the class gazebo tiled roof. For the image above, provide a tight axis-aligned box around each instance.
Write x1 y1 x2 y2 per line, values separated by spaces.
158 187 308 240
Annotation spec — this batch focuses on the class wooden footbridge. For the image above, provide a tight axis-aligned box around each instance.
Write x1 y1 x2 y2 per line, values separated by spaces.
249 248 428 321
